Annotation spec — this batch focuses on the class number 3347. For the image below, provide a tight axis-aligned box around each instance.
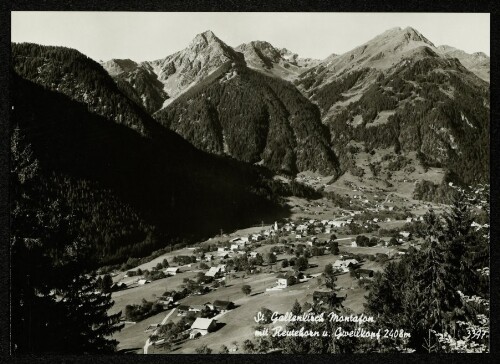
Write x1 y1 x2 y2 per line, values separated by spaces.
466 329 488 340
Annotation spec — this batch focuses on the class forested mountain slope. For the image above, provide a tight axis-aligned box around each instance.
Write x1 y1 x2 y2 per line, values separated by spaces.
154 63 341 176
11 65 288 266
294 27 490 184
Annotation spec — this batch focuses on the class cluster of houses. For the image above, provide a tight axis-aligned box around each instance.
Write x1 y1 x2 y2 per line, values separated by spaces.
267 254 375 292
332 255 375 280
177 300 235 318
282 217 357 238
295 174 326 187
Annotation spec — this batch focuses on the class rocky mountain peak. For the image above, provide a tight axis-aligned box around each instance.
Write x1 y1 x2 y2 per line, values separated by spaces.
100 58 138 76
376 26 434 48
435 44 489 82
472 51 489 60
402 26 433 44
190 30 221 49
235 40 319 80
247 40 283 62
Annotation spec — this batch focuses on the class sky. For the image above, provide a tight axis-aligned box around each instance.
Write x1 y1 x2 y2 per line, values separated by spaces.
11 12 490 62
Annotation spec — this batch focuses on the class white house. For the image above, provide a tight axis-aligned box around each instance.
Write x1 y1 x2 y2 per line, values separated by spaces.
331 221 346 228
332 259 359 273
205 266 224 278
276 272 303 288
399 231 411 238
137 279 151 285
229 237 249 246
164 267 180 276
296 224 308 232
251 233 263 241
189 318 217 339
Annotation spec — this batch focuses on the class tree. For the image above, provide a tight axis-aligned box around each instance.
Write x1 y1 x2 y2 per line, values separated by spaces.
432 291 489 353
349 266 357 278
260 307 273 324
100 274 113 294
265 252 277 264
242 285 252 296
256 337 270 353
356 235 370 247
219 345 229 354
287 276 297 286
324 263 337 290
195 344 212 354
295 256 309 271
329 240 339 255
388 237 399 246
242 339 256 353
291 300 302 315
10 127 123 353
365 191 488 352
281 259 289 268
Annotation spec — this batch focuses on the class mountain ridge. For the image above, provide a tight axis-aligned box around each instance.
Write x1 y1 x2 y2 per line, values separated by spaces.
436 44 490 82
235 40 320 80
11 45 292 265
98 27 489 183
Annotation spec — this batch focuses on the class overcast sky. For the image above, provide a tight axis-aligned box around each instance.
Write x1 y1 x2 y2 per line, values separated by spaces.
11 12 490 62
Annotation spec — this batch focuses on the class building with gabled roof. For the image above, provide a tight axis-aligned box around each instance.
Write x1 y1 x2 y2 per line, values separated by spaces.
189 318 217 338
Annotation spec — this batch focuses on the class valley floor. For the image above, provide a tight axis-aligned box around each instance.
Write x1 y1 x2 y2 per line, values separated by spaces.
109 162 447 354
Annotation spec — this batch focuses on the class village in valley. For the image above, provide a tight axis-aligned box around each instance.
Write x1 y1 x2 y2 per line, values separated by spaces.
103 164 488 354
10 11 491 355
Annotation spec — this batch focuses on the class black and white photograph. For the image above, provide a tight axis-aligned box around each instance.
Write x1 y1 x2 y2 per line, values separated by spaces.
8 10 490 355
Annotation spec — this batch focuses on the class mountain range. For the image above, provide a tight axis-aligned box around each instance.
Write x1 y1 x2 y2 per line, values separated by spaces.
11 26 489 264
99 27 488 184
293 27 489 184
11 43 290 266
